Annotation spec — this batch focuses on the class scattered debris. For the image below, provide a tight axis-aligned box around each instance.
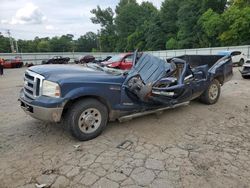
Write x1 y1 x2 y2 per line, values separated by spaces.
73 144 82 151
42 169 58 175
177 143 200 151
117 140 133 150
35 183 47 188
73 144 80 149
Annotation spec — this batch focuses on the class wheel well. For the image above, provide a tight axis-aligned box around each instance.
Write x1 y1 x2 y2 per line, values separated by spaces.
62 95 111 117
214 76 224 85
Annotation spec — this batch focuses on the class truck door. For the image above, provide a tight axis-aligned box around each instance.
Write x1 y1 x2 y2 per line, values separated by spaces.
123 54 193 105
151 58 193 104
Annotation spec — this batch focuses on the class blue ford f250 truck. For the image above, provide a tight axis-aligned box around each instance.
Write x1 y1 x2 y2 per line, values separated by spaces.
19 52 233 141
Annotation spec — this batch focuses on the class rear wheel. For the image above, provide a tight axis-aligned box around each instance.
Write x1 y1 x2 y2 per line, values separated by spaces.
65 99 108 141
200 79 221 105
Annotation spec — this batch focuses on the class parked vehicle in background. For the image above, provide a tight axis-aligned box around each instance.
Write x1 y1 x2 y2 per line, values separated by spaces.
2 56 23 68
42 56 70 64
94 56 112 64
101 53 134 70
218 51 247 66
75 55 95 64
24 63 34 67
240 59 250 79
19 51 233 141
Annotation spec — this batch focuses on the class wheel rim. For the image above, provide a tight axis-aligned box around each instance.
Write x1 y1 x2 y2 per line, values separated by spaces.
78 108 102 134
209 84 218 100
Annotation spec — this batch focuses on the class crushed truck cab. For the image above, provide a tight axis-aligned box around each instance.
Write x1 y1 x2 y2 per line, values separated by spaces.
19 53 233 141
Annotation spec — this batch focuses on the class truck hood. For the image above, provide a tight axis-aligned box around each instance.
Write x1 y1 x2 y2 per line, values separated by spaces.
29 64 125 84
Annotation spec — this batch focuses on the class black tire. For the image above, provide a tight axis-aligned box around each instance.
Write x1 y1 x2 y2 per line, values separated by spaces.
200 79 221 105
242 75 249 79
239 59 244 66
65 99 108 141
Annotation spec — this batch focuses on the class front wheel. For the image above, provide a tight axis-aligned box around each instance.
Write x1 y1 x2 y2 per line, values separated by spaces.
242 75 249 79
200 79 221 105
65 99 108 141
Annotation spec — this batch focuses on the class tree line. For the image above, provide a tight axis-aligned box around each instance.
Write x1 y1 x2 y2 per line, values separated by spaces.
0 0 249 53
0 32 98 53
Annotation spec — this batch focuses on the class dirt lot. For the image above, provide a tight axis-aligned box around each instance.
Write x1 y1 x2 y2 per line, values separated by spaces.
0 67 250 188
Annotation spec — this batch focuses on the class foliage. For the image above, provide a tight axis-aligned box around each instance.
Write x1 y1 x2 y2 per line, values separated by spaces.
166 38 178 49
76 32 98 52
0 33 11 52
91 6 116 52
0 0 249 53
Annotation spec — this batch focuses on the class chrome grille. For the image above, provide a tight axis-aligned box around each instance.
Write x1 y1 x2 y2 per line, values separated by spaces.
23 70 44 100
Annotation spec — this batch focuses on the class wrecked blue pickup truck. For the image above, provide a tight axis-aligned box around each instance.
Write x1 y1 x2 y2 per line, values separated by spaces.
19 52 233 141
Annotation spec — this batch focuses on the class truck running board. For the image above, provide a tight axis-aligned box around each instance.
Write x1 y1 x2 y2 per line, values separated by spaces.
118 101 190 122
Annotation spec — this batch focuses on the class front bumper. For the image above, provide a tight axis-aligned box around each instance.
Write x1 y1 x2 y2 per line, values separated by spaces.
241 71 250 76
241 67 250 76
19 92 63 123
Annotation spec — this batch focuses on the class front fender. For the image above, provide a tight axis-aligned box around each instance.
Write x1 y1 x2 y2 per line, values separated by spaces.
64 87 104 100
209 56 233 83
62 85 121 110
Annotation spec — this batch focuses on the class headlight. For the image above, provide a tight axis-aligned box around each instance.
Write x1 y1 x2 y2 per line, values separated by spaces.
42 80 61 98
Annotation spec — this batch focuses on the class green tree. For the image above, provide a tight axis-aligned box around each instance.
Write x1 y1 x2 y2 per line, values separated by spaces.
50 34 74 52
160 0 180 41
198 9 225 47
17 39 37 52
37 40 50 52
166 37 178 49
76 32 98 52
115 0 137 14
126 2 158 51
91 6 116 52
115 1 142 51
91 6 114 29
0 33 11 53
232 0 250 8
201 0 227 13
145 12 166 50
220 6 250 45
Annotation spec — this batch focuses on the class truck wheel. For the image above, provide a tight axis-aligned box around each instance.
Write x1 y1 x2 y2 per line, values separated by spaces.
66 99 108 141
239 59 244 66
200 79 221 105
242 75 249 79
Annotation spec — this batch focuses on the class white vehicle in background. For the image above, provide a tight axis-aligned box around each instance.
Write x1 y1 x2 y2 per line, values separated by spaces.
240 59 250 79
218 51 247 66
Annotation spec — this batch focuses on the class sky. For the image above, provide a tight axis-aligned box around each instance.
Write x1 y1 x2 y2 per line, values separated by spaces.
0 0 164 40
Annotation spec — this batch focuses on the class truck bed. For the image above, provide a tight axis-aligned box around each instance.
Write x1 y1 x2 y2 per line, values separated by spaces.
168 55 226 68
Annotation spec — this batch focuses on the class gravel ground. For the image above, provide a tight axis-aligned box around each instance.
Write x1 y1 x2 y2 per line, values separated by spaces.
0 67 250 188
